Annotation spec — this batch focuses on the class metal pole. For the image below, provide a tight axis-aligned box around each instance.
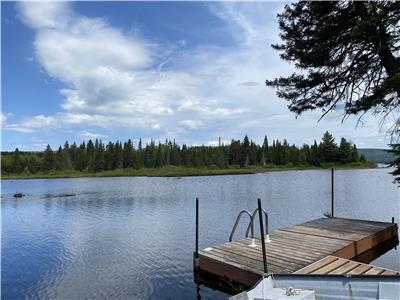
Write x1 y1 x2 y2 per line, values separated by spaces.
257 198 268 273
195 197 199 258
393 217 397 250
331 168 334 218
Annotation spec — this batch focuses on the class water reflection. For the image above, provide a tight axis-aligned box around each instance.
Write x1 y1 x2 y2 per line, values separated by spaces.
2 168 399 299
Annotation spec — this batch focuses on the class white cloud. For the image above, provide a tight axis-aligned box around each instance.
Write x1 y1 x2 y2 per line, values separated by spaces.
4 115 55 133
1 112 9 126
6 2 391 149
14 2 247 135
179 120 203 130
4 124 35 133
205 139 229 147
17 2 71 30
11 3 248 138
79 130 109 141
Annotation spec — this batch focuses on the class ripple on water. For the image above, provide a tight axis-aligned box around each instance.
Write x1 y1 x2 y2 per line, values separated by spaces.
2 170 398 299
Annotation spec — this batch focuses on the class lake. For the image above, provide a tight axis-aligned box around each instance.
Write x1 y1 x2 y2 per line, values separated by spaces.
2 168 399 299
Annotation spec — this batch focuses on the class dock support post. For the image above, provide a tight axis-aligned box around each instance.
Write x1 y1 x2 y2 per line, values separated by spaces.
331 168 334 218
195 197 199 258
257 198 268 274
194 197 200 269
393 217 397 250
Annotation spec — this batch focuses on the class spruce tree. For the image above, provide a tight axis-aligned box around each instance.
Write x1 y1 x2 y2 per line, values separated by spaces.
55 146 64 171
240 135 250 167
267 1 399 179
43 144 55 171
11 148 24 173
389 144 400 183
338 138 352 164
262 135 269 165
320 132 338 163
123 139 134 168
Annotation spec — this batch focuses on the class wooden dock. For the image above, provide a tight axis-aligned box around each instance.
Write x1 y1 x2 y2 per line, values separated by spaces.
295 255 399 275
196 217 399 289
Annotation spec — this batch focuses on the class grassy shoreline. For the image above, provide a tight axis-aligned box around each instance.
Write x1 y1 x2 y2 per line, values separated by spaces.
1 162 376 180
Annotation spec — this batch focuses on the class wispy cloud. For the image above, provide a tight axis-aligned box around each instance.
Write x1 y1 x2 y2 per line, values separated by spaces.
10 2 247 136
3 1 390 149
4 115 55 133
79 130 109 141
179 120 204 130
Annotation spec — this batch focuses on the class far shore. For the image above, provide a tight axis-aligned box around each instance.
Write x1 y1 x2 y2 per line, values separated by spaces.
1 162 377 180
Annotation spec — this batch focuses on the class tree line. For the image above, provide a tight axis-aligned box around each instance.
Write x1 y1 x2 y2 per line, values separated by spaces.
1 132 367 174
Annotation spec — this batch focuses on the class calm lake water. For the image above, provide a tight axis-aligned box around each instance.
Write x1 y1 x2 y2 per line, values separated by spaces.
2 168 399 299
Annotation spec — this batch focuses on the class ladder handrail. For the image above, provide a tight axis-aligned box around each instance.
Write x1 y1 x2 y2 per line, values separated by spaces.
245 208 269 238
229 210 254 242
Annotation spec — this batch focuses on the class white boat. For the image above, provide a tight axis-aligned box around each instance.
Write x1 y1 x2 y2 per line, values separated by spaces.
229 275 400 300
229 276 316 300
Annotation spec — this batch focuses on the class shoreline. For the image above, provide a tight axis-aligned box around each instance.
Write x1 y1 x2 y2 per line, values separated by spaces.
1 163 377 180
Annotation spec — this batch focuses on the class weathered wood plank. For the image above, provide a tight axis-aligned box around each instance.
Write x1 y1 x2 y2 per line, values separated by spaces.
281 225 361 241
241 237 332 260
311 259 349 274
382 270 399 275
364 267 385 275
269 232 347 252
198 253 261 286
293 256 338 274
272 229 349 247
328 261 359 275
197 217 399 288
348 264 372 275
212 244 298 271
232 240 315 266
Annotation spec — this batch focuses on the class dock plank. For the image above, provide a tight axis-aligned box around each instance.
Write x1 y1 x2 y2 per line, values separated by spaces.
348 264 373 275
197 217 399 288
294 256 399 275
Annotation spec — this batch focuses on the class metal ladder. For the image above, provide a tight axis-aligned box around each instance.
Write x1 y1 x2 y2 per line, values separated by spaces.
229 207 270 243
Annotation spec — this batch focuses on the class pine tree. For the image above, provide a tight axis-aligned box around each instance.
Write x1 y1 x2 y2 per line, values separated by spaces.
43 144 55 171
63 141 72 169
389 144 400 184
266 1 399 178
351 145 360 162
262 135 269 165
123 139 134 168
11 148 24 173
320 132 337 163
86 140 96 172
228 140 241 165
93 139 105 172
74 143 86 171
240 135 250 167
55 146 64 171
2 133 370 174
338 138 352 164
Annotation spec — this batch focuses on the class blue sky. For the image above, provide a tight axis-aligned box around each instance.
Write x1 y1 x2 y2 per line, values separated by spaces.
1 1 391 151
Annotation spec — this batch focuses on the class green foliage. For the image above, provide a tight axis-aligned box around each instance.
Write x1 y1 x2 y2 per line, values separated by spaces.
320 132 339 163
267 1 399 181
1 132 372 176
43 145 55 171
389 144 400 183
338 138 353 164
266 1 400 117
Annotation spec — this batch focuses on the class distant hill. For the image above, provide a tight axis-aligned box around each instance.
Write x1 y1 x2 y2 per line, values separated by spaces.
358 148 395 163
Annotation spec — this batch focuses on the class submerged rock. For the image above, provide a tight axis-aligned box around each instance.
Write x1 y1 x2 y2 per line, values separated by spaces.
13 193 25 198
